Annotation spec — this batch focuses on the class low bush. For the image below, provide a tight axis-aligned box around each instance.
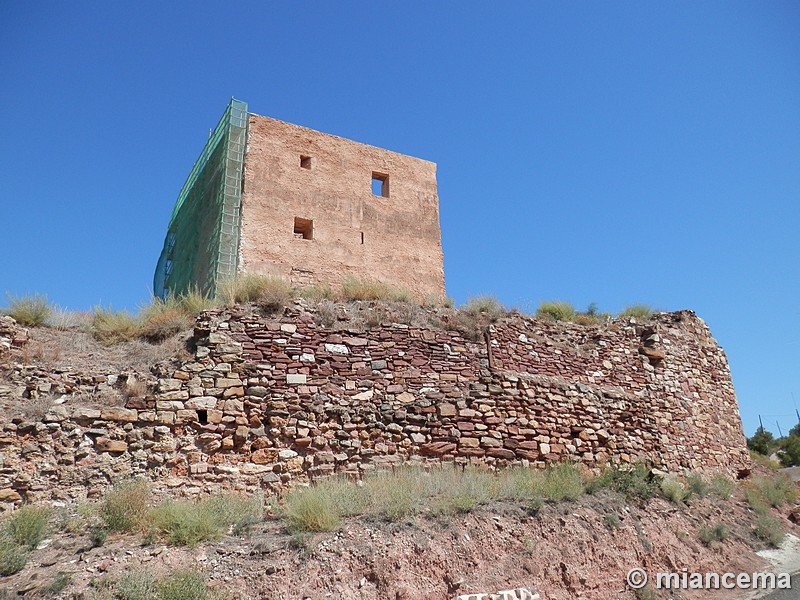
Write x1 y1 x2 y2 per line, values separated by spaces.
138 303 193 342
3 292 53 327
157 569 219 600
535 301 577 322
217 274 284 306
43 572 71 595
92 307 141 345
117 570 156 600
6 505 51 549
753 513 785 547
151 494 262 546
604 512 621 529
45 307 92 330
450 296 505 341
256 277 293 314
340 277 412 302
282 486 342 533
708 475 735 500
686 474 708 498
698 522 729 546
618 304 653 319
660 476 688 504
297 284 335 302
176 286 220 315
538 463 586 502
0 533 27 576
100 479 151 532
747 474 797 509
588 464 658 502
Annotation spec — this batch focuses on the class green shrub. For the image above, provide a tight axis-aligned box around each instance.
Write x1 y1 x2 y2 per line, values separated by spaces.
660 476 688 504
747 474 797 508
152 494 262 546
539 463 585 502
619 304 653 319
3 292 53 327
43 572 71 595
156 569 218 600
340 277 412 302
176 287 220 315
535 301 577 322
686 474 708 498
92 307 141 345
204 494 263 535
450 296 505 341
282 486 341 533
753 513 785 547
430 468 495 515
138 301 193 342
604 512 621 529
117 570 156 600
698 522 729 546
0 533 28 576
6 505 51 550
217 274 288 306
100 479 151 532
89 525 108 548
708 475 735 500
633 587 659 600
297 284 335 302
151 500 221 547
257 279 294 314
588 464 658 502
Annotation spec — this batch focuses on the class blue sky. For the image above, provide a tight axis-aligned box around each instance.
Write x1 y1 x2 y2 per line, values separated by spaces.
1 2 798 437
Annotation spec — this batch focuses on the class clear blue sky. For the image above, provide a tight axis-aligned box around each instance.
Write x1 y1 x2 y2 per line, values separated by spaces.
1 2 798 438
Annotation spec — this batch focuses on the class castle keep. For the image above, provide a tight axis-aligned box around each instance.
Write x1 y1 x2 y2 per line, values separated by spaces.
154 99 445 300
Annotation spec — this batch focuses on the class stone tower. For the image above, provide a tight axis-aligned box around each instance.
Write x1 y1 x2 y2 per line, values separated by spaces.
154 99 445 300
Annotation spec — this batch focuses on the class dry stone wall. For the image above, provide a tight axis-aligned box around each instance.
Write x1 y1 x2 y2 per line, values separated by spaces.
0 306 750 507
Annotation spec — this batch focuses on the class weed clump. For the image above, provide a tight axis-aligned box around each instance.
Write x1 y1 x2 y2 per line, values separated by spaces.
3 293 53 327
450 296 505 341
587 464 658 502
618 304 653 319
6 505 51 549
340 277 412 302
92 307 141 345
100 479 151 532
151 494 262 546
0 533 28 576
536 301 577 322
698 522 729 546
753 513 785 547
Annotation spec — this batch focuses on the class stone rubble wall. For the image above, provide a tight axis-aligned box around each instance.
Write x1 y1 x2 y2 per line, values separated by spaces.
0 307 750 507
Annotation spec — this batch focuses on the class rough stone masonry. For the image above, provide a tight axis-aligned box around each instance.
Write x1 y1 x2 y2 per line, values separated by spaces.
0 305 750 507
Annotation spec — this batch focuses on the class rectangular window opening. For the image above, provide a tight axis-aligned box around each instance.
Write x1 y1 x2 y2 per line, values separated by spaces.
294 217 313 240
300 155 312 169
371 172 389 197
197 409 208 425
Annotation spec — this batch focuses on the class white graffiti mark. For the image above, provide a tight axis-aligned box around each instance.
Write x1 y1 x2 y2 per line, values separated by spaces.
454 587 538 600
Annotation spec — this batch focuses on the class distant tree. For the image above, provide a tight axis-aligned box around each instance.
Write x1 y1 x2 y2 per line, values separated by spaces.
789 423 800 439
780 435 800 467
747 426 775 456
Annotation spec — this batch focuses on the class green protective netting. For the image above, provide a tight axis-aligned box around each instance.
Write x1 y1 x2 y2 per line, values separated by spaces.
154 98 248 299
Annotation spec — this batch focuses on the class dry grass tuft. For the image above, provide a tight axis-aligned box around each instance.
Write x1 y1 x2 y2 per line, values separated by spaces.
340 277 412 302
3 293 53 327
92 308 141 345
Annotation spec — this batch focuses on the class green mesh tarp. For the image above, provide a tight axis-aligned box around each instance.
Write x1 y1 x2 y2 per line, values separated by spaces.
154 98 248 299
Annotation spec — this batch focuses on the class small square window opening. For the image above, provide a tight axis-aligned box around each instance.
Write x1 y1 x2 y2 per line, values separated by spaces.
300 155 312 169
371 172 389 197
294 217 313 240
